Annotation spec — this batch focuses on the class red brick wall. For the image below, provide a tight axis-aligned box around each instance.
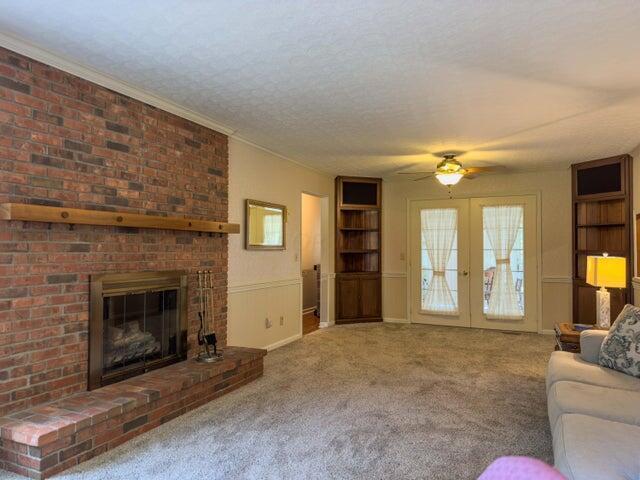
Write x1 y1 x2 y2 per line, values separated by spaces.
0 47 229 416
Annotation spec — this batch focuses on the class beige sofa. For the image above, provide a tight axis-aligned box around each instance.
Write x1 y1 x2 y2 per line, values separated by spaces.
546 329 640 480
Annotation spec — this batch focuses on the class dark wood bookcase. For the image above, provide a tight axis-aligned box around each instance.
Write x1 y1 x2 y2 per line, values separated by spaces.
572 154 633 324
335 176 382 323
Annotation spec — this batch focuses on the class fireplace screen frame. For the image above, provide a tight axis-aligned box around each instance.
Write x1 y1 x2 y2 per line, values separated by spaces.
89 270 188 390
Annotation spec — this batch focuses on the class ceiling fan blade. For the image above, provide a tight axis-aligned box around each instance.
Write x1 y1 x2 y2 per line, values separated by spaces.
413 174 434 181
464 166 505 174
397 171 434 175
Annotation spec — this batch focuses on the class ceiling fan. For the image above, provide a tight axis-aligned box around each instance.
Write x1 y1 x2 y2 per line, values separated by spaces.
397 154 504 185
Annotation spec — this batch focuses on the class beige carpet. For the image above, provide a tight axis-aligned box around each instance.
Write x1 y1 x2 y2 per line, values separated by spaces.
2 323 554 480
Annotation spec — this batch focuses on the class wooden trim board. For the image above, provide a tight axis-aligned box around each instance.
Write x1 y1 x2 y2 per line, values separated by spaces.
0 203 240 234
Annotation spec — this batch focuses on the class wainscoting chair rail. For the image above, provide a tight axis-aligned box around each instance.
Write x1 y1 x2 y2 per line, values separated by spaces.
0 203 240 234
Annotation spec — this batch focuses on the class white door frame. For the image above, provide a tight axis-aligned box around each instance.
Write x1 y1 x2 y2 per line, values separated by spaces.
406 192 543 333
300 190 331 331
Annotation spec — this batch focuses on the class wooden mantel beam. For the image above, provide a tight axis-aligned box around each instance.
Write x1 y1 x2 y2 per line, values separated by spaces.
0 203 240 234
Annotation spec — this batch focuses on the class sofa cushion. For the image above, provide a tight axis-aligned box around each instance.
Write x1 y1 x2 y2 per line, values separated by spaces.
546 351 640 393
553 414 640 480
548 380 640 428
599 304 640 378
579 329 608 364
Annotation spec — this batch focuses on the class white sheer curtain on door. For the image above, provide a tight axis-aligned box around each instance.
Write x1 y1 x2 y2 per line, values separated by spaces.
421 208 457 313
483 205 524 319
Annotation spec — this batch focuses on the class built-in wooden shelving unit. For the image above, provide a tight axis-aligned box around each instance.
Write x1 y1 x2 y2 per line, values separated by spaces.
335 176 382 324
571 155 633 324
0 203 240 234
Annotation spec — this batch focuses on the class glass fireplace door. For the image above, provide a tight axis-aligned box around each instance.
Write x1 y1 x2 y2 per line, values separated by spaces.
102 289 179 376
89 271 188 390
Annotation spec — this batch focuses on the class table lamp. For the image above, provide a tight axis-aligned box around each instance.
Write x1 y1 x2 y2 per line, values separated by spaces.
585 253 626 328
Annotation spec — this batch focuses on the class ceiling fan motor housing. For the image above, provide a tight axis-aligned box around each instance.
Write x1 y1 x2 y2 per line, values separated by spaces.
436 155 465 174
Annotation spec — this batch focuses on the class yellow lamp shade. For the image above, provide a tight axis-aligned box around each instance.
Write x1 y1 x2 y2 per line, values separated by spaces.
586 254 626 288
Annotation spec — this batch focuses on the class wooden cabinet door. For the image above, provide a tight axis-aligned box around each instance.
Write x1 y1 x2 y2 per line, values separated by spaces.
359 275 381 318
336 276 360 319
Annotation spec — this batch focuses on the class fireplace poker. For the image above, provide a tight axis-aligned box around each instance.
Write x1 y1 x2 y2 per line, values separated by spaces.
197 271 212 359
196 270 221 363
204 271 218 355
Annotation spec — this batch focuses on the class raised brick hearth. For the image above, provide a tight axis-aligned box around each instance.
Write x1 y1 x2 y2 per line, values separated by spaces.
0 347 266 479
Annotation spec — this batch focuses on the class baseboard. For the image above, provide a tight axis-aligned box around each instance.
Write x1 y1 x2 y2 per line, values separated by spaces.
319 321 333 329
540 329 556 335
383 317 410 323
265 333 303 351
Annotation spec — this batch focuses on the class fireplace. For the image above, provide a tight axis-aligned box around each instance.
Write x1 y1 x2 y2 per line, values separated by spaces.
89 271 189 390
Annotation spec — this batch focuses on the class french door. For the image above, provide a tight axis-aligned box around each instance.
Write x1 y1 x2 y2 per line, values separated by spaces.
410 199 470 327
409 195 538 332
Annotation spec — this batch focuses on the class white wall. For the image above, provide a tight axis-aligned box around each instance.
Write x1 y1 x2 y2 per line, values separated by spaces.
227 139 334 350
382 169 572 331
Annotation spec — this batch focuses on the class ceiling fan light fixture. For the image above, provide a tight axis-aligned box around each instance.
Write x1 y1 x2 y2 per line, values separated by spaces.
435 171 464 186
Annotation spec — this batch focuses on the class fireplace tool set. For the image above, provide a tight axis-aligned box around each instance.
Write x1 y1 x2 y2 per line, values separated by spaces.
196 270 222 363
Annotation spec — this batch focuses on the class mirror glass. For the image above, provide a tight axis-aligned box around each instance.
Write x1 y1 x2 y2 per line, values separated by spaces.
245 200 286 250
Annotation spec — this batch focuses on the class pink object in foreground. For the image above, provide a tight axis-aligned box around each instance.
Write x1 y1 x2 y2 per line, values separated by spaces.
478 457 567 480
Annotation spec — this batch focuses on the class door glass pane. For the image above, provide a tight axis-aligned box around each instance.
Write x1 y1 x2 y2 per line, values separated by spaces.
482 205 525 318
420 208 458 313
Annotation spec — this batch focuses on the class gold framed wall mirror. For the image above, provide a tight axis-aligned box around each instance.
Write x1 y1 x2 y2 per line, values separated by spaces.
245 199 287 250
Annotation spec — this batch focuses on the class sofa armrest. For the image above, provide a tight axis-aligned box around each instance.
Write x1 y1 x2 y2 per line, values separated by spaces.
579 329 609 364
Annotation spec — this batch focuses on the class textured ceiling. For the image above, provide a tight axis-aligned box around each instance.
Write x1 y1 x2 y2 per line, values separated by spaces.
1 0 640 176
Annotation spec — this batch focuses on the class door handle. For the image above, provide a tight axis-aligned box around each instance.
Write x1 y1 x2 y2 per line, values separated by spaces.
459 270 468 276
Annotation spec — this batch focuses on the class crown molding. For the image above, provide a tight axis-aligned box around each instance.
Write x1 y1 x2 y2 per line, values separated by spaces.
0 31 332 177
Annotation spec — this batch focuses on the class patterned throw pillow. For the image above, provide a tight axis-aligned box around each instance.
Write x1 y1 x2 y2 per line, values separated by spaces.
599 304 640 378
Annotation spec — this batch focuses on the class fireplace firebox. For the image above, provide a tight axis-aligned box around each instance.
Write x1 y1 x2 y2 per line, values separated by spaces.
89 271 188 390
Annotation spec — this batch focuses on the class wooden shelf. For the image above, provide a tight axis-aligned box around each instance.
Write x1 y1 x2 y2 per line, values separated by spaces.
340 249 378 254
0 203 240 234
575 195 626 204
576 222 625 227
339 227 379 231
575 249 625 255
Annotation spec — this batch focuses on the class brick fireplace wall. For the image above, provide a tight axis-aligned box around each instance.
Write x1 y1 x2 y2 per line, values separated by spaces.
0 47 229 417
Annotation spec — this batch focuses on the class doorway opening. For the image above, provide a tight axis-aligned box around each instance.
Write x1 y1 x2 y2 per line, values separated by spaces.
301 192 322 334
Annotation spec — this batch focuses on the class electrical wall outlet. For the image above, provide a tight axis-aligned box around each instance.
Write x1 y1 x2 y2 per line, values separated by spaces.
279 316 284 326
265 317 272 328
